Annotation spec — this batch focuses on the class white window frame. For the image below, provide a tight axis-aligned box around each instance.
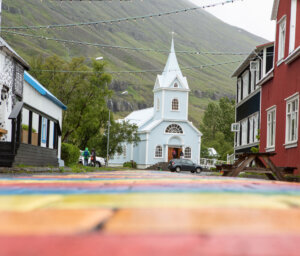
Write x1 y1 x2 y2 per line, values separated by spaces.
285 93 299 147
155 145 163 158
165 124 184 134
184 147 191 159
242 71 249 99
289 0 297 53
171 98 179 111
278 16 286 61
156 98 160 112
266 106 276 150
241 119 248 146
237 78 242 103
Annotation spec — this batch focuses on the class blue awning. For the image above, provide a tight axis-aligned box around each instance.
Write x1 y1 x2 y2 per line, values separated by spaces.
24 71 67 110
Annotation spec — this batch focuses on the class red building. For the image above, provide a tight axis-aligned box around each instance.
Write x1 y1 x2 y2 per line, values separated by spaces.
260 0 300 172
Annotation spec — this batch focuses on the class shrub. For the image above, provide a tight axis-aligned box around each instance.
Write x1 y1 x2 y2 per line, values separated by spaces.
123 161 137 169
61 143 80 166
22 124 37 133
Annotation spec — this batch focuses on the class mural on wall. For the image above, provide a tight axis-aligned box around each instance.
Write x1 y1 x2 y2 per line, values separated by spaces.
0 53 24 142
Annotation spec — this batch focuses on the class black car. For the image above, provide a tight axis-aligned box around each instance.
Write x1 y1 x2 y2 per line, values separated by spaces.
168 159 203 173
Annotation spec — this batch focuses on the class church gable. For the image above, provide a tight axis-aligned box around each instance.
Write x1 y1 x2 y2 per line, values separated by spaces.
168 77 184 89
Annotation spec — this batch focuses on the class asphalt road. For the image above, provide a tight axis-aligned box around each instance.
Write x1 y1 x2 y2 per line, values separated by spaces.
0 170 300 256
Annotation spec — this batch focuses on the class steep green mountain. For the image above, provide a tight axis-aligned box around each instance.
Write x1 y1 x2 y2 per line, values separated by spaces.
1 0 266 125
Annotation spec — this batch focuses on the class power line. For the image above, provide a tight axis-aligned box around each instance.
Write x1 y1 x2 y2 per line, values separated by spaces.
2 30 256 56
2 0 242 31
31 60 243 74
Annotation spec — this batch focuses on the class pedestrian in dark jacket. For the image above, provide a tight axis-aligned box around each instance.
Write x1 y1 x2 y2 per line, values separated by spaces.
172 149 177 159
91 149 96 167
180 151 184 159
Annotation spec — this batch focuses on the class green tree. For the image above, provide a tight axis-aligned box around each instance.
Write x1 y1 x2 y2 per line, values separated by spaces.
30 55 140 156
200 97 235 160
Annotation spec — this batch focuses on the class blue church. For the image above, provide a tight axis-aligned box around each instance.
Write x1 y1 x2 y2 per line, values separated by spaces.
110 40 202 168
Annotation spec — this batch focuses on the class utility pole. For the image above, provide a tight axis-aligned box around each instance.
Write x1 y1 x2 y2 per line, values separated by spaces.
0 0 2 34
106 109 110 166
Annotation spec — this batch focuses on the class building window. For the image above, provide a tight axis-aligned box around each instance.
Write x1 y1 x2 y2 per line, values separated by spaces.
242 71 249 99
123 145 127 158
165 124 183 134
241 119 248 145
41 117 47 143
155 145 162 158
267 107 276 148
237 79 242 103
174 83 178 88
278 17 286 61
172 99 179 111
156 98 160 111
184 147 191 159
289 0 297 53
286 95 299 144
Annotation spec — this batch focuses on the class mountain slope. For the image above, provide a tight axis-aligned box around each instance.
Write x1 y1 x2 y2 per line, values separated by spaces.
1 0 267 125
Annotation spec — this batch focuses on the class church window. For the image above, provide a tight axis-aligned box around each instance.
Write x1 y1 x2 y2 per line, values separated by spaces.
172 99 179 111
184 147 191 159
174 83 178 88
165 124 183 134
155 145 163 158
157 98 160 111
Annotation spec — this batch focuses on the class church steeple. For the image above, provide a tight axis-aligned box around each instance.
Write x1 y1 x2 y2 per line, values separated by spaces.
162 38 183 78
154 39 189 90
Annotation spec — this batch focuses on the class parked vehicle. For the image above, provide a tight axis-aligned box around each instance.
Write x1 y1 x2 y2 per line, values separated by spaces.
168 159 203 173
79 151 105 167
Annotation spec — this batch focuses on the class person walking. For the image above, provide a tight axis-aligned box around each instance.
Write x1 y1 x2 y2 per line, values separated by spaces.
172 149 177 159
180 151 184 159
82 147 91 166
91 149 96 167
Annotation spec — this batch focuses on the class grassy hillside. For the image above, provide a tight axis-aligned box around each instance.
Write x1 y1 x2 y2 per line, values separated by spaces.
1 0 267 125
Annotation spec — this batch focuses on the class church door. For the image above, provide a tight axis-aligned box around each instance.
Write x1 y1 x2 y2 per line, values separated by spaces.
168 147 182 161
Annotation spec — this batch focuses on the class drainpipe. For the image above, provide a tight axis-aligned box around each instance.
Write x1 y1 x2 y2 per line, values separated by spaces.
0 0 2 34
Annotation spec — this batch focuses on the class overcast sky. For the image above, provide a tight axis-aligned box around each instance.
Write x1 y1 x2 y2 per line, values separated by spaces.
189 0 276 41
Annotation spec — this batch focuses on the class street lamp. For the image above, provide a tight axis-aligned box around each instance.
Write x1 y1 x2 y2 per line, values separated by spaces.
106 90 128 166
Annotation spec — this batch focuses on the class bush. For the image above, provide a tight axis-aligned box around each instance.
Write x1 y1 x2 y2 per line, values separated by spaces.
22 124 37 133
123 161 137 169
61 143 80 166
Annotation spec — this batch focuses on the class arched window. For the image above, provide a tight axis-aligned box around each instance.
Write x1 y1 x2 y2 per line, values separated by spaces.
185 147 191 159
155 145 162 158
157 98 160 111
174 83 179 88
165 124 183 134
172 99 179 111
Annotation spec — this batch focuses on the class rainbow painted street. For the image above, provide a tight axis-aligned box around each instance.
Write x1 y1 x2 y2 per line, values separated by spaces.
1 170 300 256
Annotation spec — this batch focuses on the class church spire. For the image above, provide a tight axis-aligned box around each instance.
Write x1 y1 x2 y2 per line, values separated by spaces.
154 38 189 90
162 38 183 77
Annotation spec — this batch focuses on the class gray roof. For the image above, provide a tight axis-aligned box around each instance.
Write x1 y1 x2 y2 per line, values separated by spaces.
231 42 274 78
0 37 29 69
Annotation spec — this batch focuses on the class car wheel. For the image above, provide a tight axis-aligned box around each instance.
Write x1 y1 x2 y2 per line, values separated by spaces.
196 167 202 173
175 166 181 172
95 162 101 168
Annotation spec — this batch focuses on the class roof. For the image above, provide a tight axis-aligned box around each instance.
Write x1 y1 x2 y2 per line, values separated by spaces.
124 107 154 128
155 39 189 90
232 42 274 77
271 0 280 20
24 71 67 110
0 37 30 69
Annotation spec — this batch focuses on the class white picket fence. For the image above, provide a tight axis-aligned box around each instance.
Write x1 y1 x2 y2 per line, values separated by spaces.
200 158 226 170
